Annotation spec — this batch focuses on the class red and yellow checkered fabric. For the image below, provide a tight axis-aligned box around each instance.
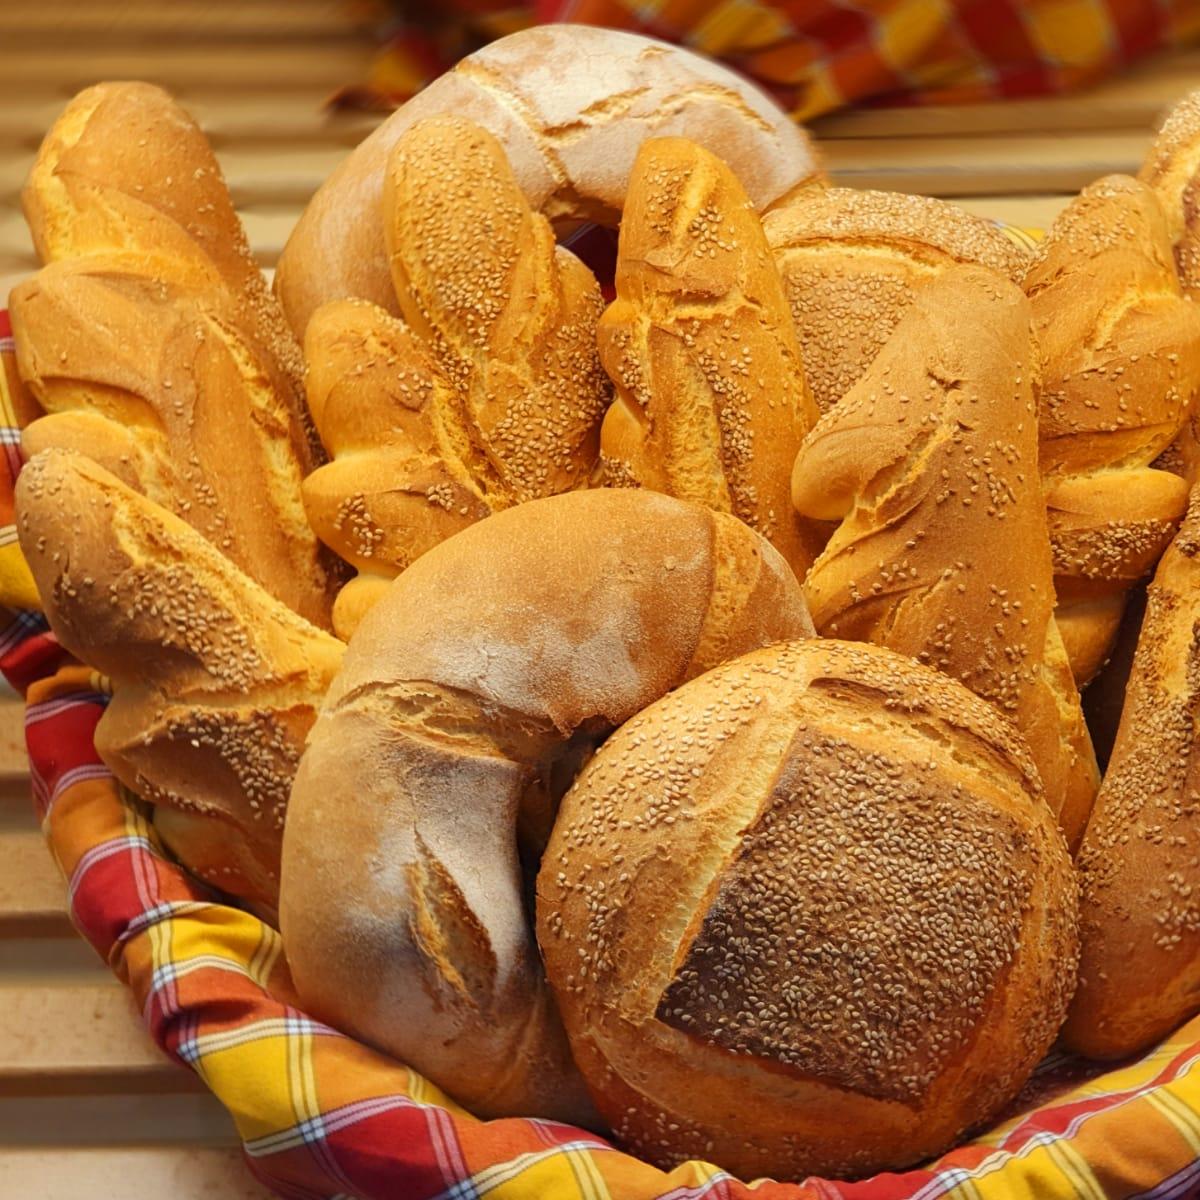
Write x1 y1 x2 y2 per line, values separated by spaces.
355 1 1200 121
4 310 1200 1197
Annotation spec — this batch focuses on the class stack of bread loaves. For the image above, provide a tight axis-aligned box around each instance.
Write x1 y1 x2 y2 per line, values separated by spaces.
11 23 1200 1186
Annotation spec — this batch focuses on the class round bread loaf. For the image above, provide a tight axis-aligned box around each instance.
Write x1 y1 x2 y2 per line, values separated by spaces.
280 488 814 1127
538 638 1079 1180
274 24 822 338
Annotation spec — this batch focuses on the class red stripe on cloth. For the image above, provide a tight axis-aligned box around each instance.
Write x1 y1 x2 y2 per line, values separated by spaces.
1104 0 1169 62
952 0 1058 96
0 311 10 340
778 0 910 98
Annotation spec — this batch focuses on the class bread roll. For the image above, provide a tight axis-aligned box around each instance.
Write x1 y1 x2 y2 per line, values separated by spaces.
274 25 822 338
11 82 338 630
1063 488 1200 1059
539 638 1078 1180
303 117 610 638
15 450 344 918
764 187 1028 414
793 264 1099 849
597 137 823 581
1026 175 1200 684
280 488 814 1125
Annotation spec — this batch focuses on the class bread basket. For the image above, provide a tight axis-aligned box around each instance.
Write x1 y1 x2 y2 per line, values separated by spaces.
3 310 1200 1200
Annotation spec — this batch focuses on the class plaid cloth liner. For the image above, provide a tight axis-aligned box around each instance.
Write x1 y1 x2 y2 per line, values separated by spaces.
5 235 1200 1194
354 1 1200 121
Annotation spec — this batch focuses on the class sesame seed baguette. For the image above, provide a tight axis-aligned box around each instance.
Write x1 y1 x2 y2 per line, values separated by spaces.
301 116 611 639
792 264 1099 850
15 449 345 921
764 187 1030 415
1063 487 1200 1059
1025 175 1200 685
274 25 822 340
597 136 824 582
11 81 340 631
539 638 1078 1180
279 488 814 1126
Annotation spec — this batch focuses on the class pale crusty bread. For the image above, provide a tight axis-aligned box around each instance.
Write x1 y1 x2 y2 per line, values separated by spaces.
11 82 339 630
302 116 610 638
764 187 1029 414
540 638 1077 1180
274 25 822 338
1140 89 1200 298
1063 489 1200 1059
1025 175 1200 684
280 488 814 1125
793 264 1099 849
597 136 823 582
15 450 344 919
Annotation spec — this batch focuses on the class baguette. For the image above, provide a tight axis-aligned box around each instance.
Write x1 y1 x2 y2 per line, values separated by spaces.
597 137 823 581
11 82 338 630
15 449 344 918
793 264 1099 849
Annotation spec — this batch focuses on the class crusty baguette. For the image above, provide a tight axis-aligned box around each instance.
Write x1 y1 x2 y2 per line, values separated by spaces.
1063 488 1200 1059
793 264 1099 849
764 187 1029 414
302 117 610 638
1025 175 1200 684
274 25 822 338
540 638 1077 1180
11 82 339 630
597 136 823 581
15 449 344 919
280 488 814 1125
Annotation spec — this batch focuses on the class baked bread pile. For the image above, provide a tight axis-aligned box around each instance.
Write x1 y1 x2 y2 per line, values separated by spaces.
10 24 1200 1184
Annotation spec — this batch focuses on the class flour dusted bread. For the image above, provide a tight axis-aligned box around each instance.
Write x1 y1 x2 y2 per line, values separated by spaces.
793 264 1098 848
598 137 823 580
539 638 1078 1180
11 82 338 630
280 489 813 1124
275 25 821 338
765 187 1028 414
1025 175 1200 684
303 117 609 638
15 450 344 918
1063 489 1200 1059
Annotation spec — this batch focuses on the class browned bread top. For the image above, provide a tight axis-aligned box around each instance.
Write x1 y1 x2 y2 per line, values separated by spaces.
765 187 1029 414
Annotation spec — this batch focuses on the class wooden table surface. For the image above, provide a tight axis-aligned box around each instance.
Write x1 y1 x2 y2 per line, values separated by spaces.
1 3 1198 1196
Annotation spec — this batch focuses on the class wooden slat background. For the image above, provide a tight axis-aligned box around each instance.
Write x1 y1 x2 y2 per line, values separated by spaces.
0 4 1198 1196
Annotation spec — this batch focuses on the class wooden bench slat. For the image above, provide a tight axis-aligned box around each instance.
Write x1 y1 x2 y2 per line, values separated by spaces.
0 984 194 1092
0 1147 275 1198
0 830 68 936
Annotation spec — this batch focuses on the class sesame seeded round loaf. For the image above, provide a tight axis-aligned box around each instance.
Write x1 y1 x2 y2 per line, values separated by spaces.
538 638 1079 1181
1063 488 1200 1059
763 187 1029 415
273 24 822 340
14 449 345 921
279 488 814 1127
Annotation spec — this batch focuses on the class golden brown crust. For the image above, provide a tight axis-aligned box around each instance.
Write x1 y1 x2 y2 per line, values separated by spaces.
274 25 821 338
12 82 338 630
792 264 1099 849
1063 488 1200 1059
1025 175 1200 677
539 638 1078 1180
279 488 814 1125
15 450 344 918
302 118 611 637
597 136 823 581
765 187 1029 414
1139 89 1200 298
